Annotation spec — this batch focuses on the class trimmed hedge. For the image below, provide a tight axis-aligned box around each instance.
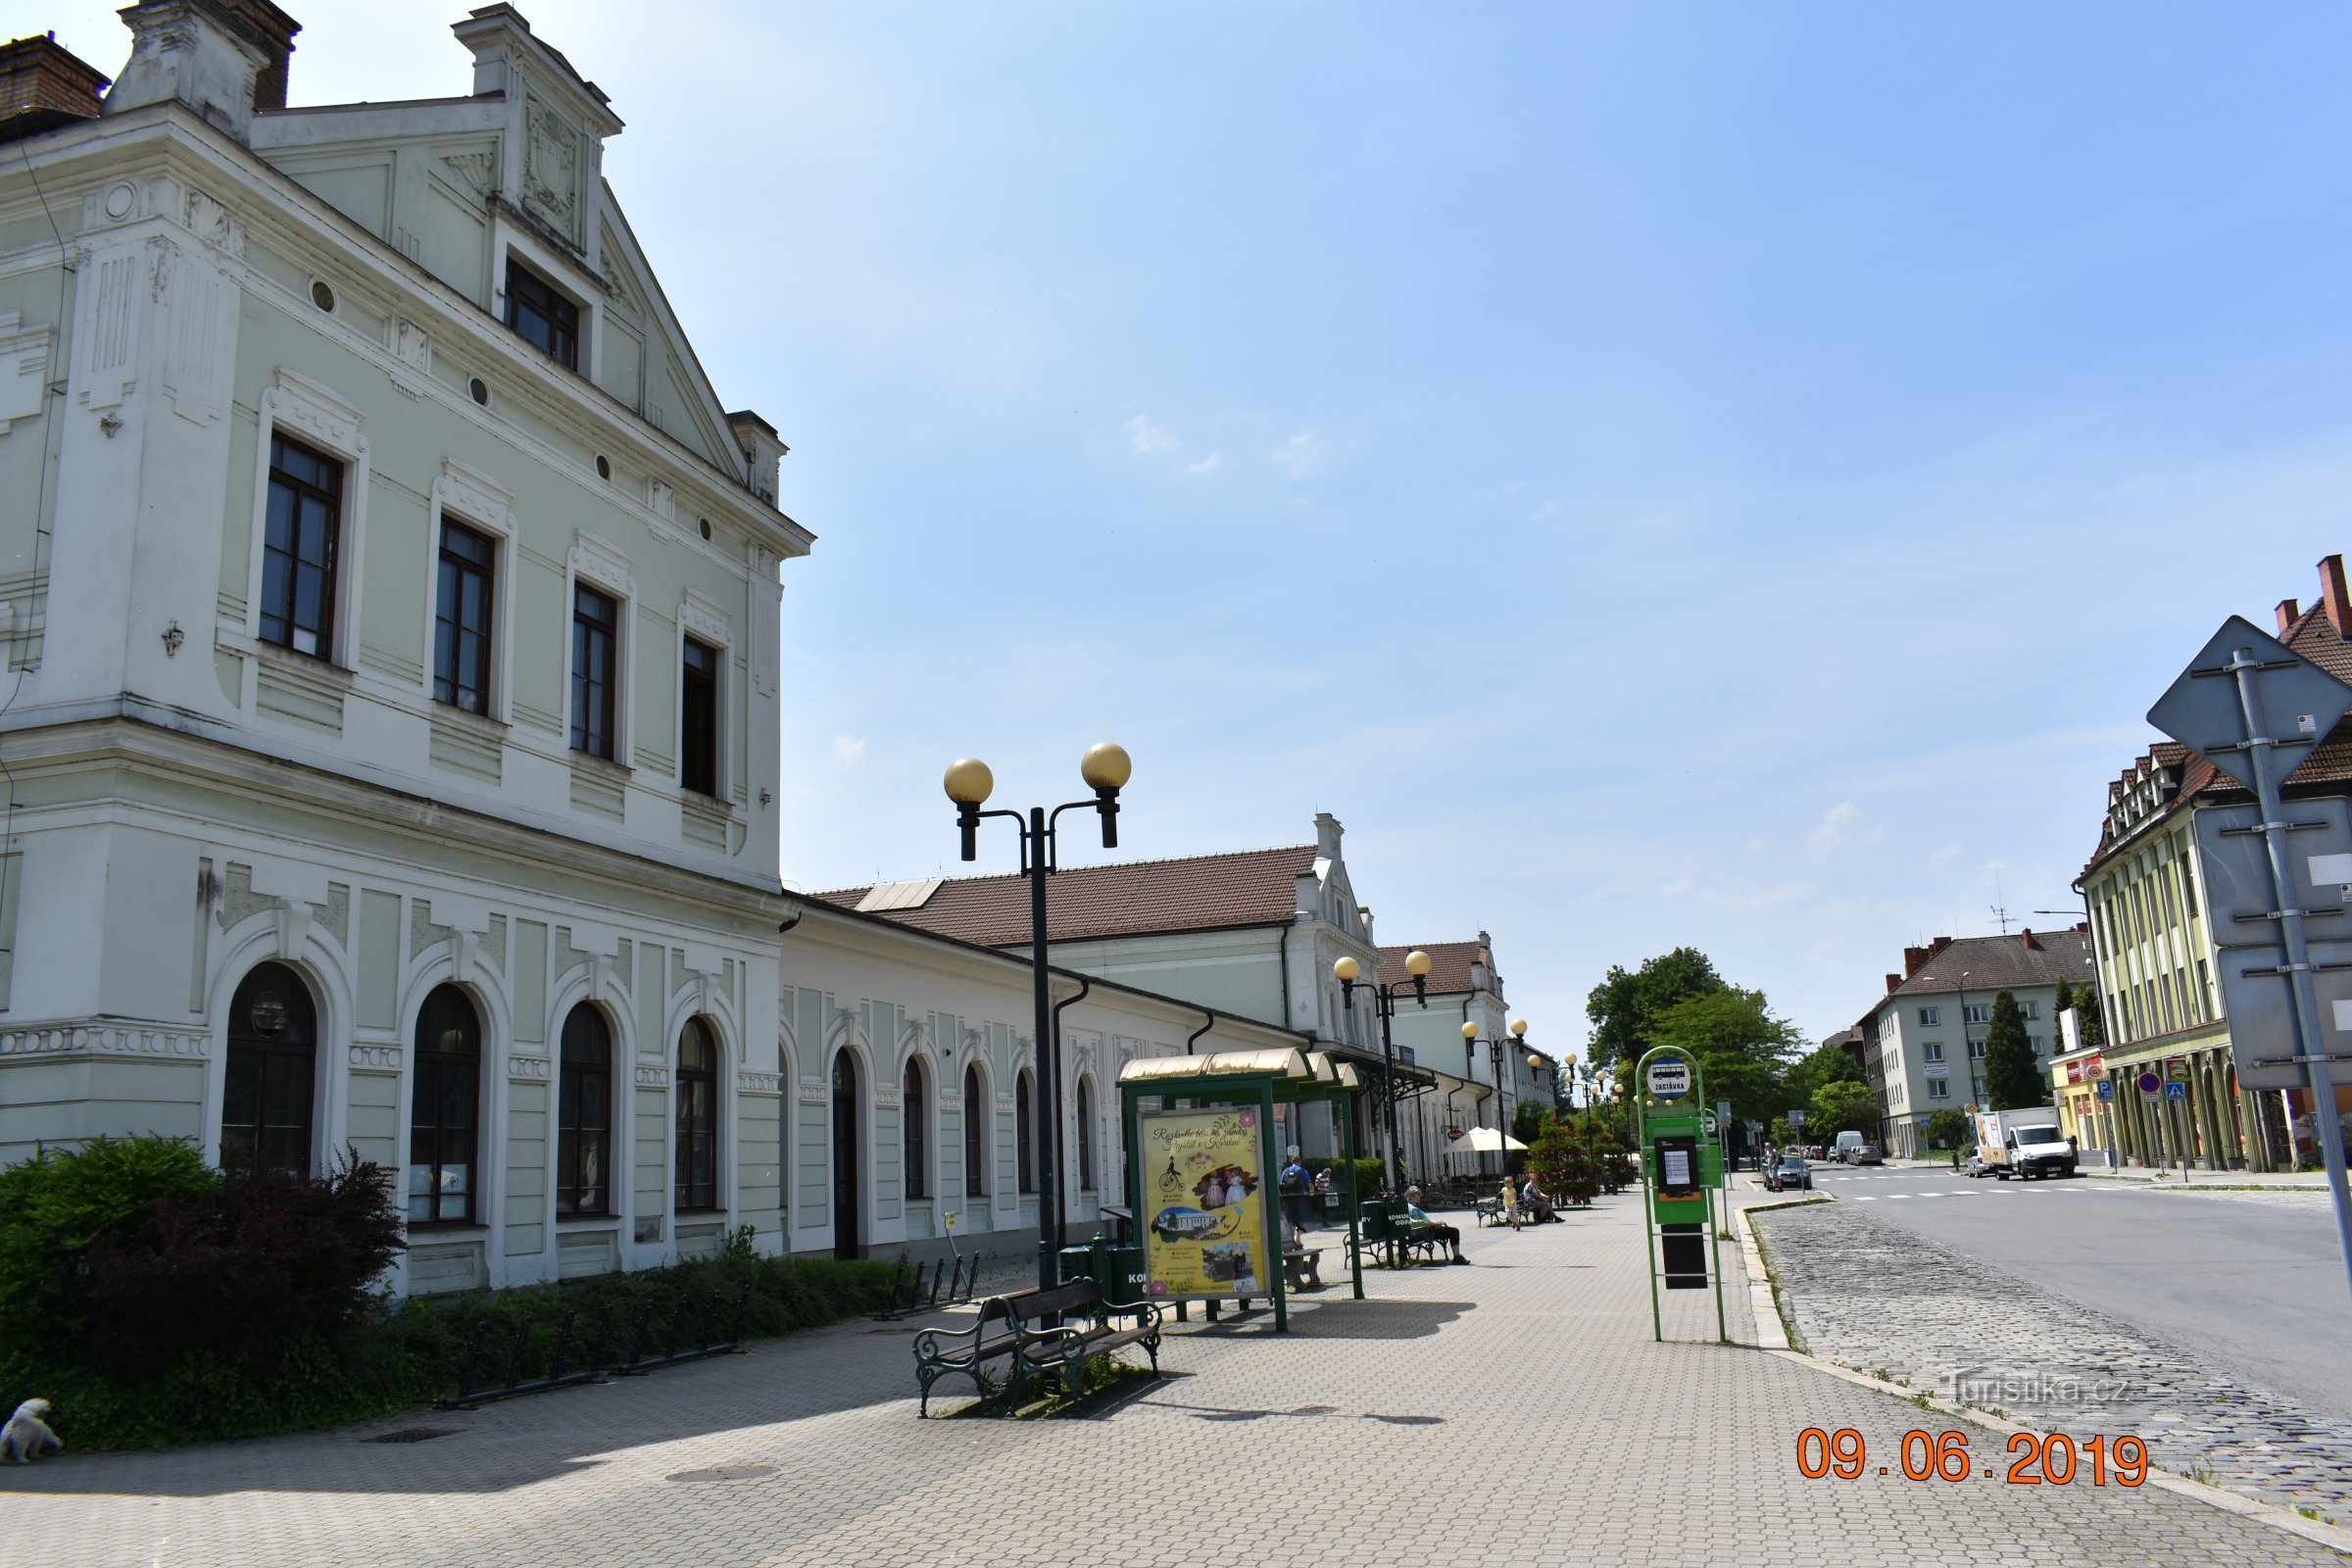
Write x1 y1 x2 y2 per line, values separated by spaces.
0 1137 900 1450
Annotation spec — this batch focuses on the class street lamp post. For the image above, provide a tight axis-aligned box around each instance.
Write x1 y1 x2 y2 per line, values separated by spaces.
1335 951 1429 1194
1463 1018 1534 1181
943 742 1132 1294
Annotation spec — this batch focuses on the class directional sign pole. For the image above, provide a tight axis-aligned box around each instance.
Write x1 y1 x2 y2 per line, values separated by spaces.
2217 642 2352 1306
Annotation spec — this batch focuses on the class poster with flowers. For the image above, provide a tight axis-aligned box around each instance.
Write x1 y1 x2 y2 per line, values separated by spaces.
1139 1105 1271 1299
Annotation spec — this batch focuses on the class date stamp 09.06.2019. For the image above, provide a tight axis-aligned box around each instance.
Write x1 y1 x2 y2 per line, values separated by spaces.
1796 1428 2149 1487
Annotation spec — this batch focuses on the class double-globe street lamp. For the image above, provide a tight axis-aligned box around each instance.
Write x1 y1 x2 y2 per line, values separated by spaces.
943 742 1132 1293
1463 1018 1536 1181
1333 949 1429 1194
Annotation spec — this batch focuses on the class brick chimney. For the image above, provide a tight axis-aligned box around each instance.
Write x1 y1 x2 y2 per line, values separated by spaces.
2278 598 2302 635
2021 927 2037 950
208 0 302 112
1902 946 1929 978
0 33 110 139
2321 555 2352 639
1885 973 1901 995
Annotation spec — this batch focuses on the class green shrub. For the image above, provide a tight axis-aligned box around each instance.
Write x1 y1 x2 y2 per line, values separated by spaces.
0 1136 900 1450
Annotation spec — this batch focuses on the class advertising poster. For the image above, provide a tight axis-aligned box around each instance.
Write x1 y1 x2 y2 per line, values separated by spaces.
1139 1105 1270 1299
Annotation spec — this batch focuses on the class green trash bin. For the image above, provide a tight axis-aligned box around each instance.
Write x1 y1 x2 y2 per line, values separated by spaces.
1057 1242 1102 1288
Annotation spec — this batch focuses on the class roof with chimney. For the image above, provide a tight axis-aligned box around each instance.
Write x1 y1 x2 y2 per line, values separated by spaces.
813 845 1320 949
2080 556 2352 882
1880 929 2096 1003
1377 940 1493 997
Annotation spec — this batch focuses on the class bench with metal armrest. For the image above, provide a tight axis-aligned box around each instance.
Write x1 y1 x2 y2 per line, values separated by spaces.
910 1292 1023 1417
1004 1279 1163 1407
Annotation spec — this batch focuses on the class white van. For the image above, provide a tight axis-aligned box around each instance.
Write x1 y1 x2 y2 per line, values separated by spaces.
1832 1130 1866 1163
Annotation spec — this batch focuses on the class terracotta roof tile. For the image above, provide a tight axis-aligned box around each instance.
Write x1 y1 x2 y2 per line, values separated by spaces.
1885 929 2098 999
813 845 1318 948
1377 941 1492 997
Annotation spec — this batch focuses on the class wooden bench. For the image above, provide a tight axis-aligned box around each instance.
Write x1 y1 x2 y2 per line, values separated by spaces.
1004 1279 1162 1408
910 1293 1022 1417
1348 1200 1445 1267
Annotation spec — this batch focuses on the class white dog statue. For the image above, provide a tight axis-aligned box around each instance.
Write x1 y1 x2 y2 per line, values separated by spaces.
2 1398 62 1463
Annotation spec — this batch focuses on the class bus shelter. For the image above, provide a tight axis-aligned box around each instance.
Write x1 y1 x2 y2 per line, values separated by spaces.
1116 1049 1366 1332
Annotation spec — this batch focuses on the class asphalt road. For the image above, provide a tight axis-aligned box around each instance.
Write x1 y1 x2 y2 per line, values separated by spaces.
1790 1162 2352 1424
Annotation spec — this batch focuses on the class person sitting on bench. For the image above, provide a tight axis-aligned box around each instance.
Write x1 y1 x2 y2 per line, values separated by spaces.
1401 1187 1468 1264
1519 1176 1558 1223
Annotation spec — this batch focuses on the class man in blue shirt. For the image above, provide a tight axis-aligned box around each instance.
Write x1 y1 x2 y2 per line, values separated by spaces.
1401 1186 1468 1264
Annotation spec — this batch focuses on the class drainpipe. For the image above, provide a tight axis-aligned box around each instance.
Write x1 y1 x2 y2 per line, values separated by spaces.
1051 973 1093 1218
1277 919 1294 1033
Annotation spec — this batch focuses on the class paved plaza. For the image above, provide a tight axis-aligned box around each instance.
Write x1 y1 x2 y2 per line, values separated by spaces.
7 1197 2346 1568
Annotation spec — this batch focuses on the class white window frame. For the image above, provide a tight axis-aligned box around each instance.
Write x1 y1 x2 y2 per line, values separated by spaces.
422 460 518 724
494 229 601 382
1918 1006 1939 1026
1922 1041 1943 1063
245 368 370 667
1926 1078 1950 1101
676 589 734 804
566 533 636 766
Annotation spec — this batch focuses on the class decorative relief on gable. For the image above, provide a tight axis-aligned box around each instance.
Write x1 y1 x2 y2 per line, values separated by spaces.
649 478 674 522
441 153 496 197
183 189 243 259
392 319 431 375
521 97 581 235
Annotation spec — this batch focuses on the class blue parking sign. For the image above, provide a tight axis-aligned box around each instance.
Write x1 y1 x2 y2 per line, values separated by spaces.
2095 1079 2115 1102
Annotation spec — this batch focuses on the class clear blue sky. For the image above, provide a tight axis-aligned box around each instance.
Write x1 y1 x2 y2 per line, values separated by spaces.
44 1 2352 1050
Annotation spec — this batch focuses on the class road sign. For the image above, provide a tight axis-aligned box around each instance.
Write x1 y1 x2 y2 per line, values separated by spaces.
2095 1079 2115 1102
2164 1057 2191 1083
1701 1111 1718 1137
2163 1081 2189 1102
2148 616 2352 793
1787 1108 1806 1126
1644 1056 1692 1102
2193 796 2352 1092
2149 614 2352 1309
2136 1071 2161 1096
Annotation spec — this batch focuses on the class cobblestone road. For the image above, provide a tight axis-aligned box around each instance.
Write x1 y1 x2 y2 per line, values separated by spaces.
1752 1196 2352 1528
5 1199 2342 1568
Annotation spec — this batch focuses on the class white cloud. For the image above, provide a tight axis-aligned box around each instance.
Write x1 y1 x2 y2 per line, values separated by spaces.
1126 415 1174 455
832 734 867 763
1275 430 1325 477
1808 802 1862 856
1187 453 1222 474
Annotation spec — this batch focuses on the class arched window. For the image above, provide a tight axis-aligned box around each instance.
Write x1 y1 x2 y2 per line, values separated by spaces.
558 1004 612 1215
1077 1075 1097 1192
1016 1066 1036 1195
410 985 480 1223
222 962 318 1175
963 1063 987 1197
676 1018 719 1212
903 1057 929 1199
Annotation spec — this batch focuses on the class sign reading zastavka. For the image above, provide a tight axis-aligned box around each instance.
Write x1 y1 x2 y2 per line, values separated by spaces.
1139 1106 1270 1301
1645 1055 1693 1102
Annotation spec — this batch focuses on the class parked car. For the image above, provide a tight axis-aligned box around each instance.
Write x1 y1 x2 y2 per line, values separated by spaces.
1762 1153 1812 1192
1852 1143 1884 1165
1964 1152 1990 1178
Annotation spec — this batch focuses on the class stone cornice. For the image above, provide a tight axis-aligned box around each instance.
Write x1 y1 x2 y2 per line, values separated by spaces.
0 1023 210 1062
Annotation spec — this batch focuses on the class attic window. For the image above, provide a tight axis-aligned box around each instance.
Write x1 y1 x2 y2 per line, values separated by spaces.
505 258 579 370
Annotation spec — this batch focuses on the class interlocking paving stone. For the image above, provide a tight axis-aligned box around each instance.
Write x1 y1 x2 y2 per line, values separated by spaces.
1 1198 2342 1567
1753 1196 2352 1529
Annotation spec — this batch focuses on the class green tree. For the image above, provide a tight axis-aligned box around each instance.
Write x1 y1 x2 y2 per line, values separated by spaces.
2073 987 2106 1050
1645 987 1809 1126
1809 1079 1879 1139
1984 988 2046 1109
1511 1096 1548 1149
1531 1116 1598 1206
1585 948 1726 1073
1767 1115 1795 1151
1783 1041 1860 1109
1923 1107 1970 1150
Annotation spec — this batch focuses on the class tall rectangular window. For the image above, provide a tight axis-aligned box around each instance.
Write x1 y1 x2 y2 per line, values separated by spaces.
571 584 618 760
680 636 719 797
434 520 496 713
1917 1006 1938 1027
506 259 578 369
261 434 342 660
